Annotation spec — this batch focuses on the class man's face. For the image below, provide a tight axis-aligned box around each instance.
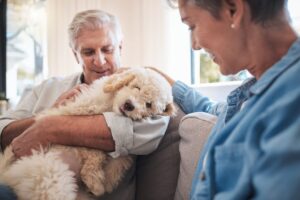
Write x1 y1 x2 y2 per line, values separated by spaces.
73 26 122 85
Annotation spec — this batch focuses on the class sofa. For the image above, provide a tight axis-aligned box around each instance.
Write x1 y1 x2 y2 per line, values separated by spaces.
0 105 217 200
135 105 217 200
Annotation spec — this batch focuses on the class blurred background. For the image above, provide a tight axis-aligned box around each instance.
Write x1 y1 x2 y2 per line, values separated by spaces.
0 0 299 109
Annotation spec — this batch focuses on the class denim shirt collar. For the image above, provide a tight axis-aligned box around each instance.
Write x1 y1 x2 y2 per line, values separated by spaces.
225 77 256 123
250 38 300 95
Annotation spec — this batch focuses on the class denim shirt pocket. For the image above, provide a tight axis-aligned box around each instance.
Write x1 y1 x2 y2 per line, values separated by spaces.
214 143 245 193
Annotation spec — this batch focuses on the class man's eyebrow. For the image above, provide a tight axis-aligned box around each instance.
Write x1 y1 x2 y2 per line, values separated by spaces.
81 48 93 51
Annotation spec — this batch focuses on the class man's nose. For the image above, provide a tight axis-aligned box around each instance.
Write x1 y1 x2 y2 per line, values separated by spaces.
93 52 106 65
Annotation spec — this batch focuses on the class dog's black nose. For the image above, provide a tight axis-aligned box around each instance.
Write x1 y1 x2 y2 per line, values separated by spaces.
124 101 135 111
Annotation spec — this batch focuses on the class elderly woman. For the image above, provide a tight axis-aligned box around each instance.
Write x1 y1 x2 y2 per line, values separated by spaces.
158 0 300 199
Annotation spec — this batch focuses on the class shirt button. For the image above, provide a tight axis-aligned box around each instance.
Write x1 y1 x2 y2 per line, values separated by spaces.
200 171 206 181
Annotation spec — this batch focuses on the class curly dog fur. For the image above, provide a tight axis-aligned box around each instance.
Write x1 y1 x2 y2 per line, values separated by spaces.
0 68 175 200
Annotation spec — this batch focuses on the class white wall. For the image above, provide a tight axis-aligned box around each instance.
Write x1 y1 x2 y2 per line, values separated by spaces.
46 0 191 83
195 82 240 102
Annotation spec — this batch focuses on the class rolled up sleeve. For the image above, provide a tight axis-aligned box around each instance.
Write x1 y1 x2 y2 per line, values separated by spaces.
103 112 169 158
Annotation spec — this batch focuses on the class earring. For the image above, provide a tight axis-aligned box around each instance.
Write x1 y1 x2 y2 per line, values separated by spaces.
231 24 235 29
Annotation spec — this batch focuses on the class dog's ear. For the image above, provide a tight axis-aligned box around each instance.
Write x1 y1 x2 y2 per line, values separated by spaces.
162 103 177 116
103 73 136 93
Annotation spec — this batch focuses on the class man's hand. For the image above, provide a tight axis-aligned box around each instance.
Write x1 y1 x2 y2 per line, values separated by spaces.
52 84 89 108
11 117 53 158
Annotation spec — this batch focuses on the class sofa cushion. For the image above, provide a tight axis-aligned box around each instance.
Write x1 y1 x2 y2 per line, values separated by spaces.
174 112 217 200
135 104 185 200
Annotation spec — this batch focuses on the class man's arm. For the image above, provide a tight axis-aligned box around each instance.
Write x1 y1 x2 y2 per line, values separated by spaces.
11 114 115 157
11 112 169 159
1 117 35 150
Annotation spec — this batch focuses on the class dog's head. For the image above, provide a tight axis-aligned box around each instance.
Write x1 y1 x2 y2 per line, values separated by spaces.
103 68 176 120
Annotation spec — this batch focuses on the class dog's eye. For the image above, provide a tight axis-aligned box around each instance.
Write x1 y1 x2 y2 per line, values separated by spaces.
133 85 140 90
146 102 152 108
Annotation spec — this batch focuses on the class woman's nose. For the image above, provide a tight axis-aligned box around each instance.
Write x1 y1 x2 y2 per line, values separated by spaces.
192 40 201 50
191 34 202 50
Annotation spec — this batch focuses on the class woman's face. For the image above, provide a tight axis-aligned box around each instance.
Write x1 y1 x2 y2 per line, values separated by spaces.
179 0 249 75
73 26 122 85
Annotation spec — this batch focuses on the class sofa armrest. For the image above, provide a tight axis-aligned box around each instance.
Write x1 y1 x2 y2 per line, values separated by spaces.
175 112 217 200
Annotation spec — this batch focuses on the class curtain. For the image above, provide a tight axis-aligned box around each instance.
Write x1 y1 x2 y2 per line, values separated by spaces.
46 0 191 83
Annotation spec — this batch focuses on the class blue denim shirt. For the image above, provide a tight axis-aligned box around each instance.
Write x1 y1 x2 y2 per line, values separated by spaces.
173 38 300 200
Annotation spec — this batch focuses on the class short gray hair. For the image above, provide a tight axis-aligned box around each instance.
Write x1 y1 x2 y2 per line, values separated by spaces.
178 0 288 24
68 9 123 49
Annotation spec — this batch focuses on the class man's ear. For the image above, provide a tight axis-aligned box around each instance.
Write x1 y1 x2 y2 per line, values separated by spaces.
223 0 245 28
73 50 80 64
119 41 123 55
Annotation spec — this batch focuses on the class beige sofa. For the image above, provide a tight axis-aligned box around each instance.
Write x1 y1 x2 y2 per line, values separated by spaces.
135 105 217 200
0 106 217 200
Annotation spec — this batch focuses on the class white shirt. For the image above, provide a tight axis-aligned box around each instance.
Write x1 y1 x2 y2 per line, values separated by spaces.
0 73 169 157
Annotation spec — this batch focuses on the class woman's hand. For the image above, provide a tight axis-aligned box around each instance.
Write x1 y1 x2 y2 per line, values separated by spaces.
52 84 89 108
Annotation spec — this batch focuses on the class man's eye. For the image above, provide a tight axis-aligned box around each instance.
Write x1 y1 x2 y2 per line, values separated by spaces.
103 47 114 54
81 51 94 56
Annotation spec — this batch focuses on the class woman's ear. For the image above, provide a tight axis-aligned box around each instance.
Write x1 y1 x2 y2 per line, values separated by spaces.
223 0 245 28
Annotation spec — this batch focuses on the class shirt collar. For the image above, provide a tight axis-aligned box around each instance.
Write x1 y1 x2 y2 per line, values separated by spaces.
250 38 300 95
78 73 84 84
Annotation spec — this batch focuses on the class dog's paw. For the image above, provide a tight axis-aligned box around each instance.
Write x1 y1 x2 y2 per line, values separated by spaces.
81 169 106 196
82 176 105 196
104 156 133 193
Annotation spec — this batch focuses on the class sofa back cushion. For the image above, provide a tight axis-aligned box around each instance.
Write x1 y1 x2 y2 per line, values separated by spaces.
135 104 185 200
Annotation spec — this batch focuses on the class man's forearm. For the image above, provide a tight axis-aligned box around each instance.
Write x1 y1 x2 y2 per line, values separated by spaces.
46 115 115 151
1 117 35 150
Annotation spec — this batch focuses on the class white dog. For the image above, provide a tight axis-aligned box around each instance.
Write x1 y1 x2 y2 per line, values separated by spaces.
0 68 176 200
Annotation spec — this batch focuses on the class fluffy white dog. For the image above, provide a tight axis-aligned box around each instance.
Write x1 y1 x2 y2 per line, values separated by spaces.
0 68 176 200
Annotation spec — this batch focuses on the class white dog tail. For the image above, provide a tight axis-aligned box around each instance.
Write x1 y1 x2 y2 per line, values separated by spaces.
0 146 16 177
0 150 78 200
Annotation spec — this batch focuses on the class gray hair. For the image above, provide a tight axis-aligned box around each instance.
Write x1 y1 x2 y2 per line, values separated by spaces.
68 9 123 49
178 0 288 24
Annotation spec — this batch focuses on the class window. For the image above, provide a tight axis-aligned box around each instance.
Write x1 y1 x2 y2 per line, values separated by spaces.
5 0 47 104
192 0 300 84
0 0 6 99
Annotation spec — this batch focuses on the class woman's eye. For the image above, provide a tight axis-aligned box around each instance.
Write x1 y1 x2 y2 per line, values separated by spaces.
146 102 152 108
188 25 195 31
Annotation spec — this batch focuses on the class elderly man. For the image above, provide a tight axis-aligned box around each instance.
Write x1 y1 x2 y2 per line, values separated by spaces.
0 9 169 199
